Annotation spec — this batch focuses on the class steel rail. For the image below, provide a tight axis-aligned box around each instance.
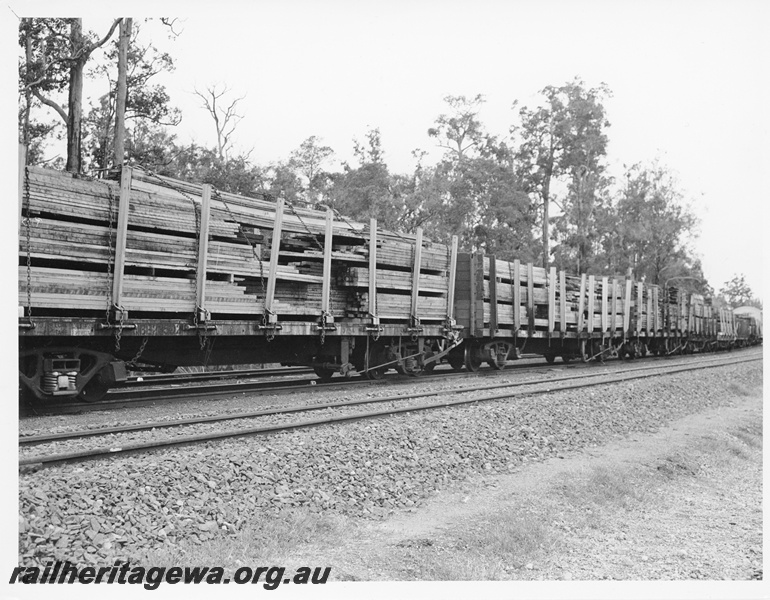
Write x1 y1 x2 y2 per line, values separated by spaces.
21 356 551 416
19 352 761 468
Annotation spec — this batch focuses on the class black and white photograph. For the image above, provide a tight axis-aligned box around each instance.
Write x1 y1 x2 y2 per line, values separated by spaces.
6 1 766 599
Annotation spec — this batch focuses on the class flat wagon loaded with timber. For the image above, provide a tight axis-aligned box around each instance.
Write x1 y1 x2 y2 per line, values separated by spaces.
18 162 762 405
19 164 462 403
446 256 753 370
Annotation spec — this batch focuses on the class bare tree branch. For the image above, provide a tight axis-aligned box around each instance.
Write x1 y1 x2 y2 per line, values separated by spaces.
193 84 246 161
83 18 121 58
31 88 68 123
160 18 183 37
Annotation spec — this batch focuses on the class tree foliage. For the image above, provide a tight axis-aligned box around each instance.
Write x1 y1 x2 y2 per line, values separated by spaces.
720 274 761 309
600 162 701 287
19 18 121 172
328 129 404 230
85 19 181 169
288 136 335 206
427 94 486 163
514 79 611 271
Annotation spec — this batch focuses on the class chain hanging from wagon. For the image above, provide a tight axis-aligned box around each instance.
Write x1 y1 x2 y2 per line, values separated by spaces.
211 188 276 340
143 170 212 352
22 165 34 327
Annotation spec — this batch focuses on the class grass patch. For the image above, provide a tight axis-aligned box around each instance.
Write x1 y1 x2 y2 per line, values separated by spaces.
726 382 756 397
465 509 552 561
144 508 347 569
397 508 553 580
559 465 646 509
418 549 508 580
654 452 700 479
730 424 762 449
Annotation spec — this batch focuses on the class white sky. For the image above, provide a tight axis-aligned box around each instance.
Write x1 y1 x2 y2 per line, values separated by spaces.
5 0 768 299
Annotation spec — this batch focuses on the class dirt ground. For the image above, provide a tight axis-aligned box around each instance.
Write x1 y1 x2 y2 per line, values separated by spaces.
287 386 763 594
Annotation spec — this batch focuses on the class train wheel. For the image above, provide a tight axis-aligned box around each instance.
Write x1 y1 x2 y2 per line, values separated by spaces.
313 366 336 381
621 343 636 360
78 376 111 403
19 382 37 408
365 345 388 380
562 355 572 363
487 342 510 370
464 345 483 372
402 355 424 377
365 366 386 380
448 353 465 371
544 352 556 364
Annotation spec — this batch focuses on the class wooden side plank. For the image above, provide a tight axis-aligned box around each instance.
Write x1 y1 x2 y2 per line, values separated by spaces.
548 266 556 334
489 255 498 333
195 184 212 319
513 260 521 332
111 166 132 313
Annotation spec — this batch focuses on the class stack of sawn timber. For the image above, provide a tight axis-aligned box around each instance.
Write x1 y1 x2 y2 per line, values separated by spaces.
335 242 450 321
19 166 449 322
479 256 663 335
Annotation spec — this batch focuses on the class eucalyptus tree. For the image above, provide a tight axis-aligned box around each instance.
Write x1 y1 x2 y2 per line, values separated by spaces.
19 18 121 173
193 84 246 162
720 274 761 309
514 79 611 271
427 94 487 164
289 136 335 207
426 95 488 245
84 20 182 171
602 162 701 286
396 150 452 238
328 128 403 230
469 138 538 261
426 94 537 255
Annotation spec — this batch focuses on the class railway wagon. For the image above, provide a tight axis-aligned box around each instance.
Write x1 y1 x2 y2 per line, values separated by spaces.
733 306 763 347
447 252 754 368
18 161 760 404
19 164 462 403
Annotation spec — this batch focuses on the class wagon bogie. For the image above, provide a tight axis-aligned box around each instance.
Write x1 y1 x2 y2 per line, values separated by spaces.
18 346 127 403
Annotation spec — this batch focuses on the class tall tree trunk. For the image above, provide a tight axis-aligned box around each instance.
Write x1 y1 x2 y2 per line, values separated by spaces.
23 35 33 146
541 137 556 271
114 18 132 168
65 19 85 174
541 169 551 271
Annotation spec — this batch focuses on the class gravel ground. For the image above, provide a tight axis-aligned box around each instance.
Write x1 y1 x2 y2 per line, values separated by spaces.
17 354 762 568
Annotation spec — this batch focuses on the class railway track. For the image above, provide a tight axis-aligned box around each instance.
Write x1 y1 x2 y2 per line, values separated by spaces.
20 355 550 416
19 348 761 469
